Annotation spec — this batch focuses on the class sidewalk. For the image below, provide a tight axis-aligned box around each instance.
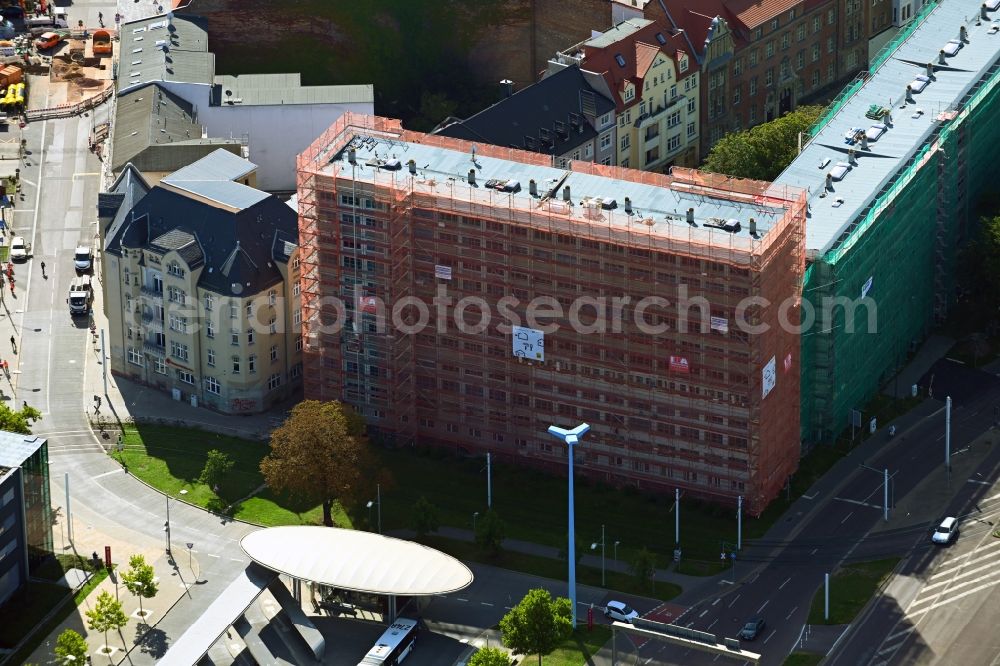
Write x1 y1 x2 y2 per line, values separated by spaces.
24 548 201 665
0 229 24 401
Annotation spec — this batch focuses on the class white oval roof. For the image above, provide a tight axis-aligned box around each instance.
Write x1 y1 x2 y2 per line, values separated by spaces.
240 526 473 596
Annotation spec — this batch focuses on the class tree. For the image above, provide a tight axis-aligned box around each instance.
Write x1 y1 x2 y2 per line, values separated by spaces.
474 509 506 557
0 402 41 434
411 496 440 538
54 628 88 664
629 547 658 591
260 400 371 527
85 590 128 652
499 588 573 665
467 646 511 666
702 105 826 181
198 449 235 489
957 214 1000 327
120 553 158 618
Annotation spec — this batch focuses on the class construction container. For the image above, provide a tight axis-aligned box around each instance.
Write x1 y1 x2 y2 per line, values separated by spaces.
0 64 21 88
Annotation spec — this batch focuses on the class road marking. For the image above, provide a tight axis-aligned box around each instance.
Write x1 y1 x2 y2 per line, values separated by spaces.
728 594 741 608
699 609 708 618
841 511 853 524
707 619 718 630
911 569 1000 607
91 470 120 480
763 629 776 644
229 558 242 562
802 492 818 500
834 497 882 509
757 600 769 614
72 172 101 179
968 479 991 485
908 578 1000 617
457 598 468 602
810 548 819 555
922 559 1000 592
712 598 720 606
480 602 493 607
785 606 798 620
885 626 914 643
207 553 220 558
779 577 791 590
931 541 1000 578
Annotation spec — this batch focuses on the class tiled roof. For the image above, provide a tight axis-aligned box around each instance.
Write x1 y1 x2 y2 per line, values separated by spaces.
635 42 661 78
730 0 801 30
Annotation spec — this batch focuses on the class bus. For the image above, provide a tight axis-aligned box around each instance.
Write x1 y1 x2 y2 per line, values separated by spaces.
357 618 419 665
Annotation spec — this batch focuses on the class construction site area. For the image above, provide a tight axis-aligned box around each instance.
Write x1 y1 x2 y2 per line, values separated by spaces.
297 114 807 514
18 29 115 109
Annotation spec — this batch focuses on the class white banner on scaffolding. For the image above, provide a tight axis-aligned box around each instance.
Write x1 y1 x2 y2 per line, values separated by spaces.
762 355 777 400
512 326 544 361
434 264 453 280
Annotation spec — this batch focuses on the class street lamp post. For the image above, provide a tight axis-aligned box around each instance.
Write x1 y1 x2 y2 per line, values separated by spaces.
614 540 620 563
547 422 590 628
473 511 479 533
164 495 171 554
591 524 606 587
367 484 382 534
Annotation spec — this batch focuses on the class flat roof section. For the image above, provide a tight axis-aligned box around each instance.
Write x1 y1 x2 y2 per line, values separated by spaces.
776 0 1000 255
240 526 474 596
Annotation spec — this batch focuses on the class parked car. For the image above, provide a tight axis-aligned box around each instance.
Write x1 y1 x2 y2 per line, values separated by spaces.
74 245 92 271
9 235 28 262
34 32 63 51
931 516 959 545
604 600 639 624
739 617 766 641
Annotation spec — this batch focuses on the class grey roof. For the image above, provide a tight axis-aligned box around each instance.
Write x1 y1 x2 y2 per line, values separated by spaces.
160 149 268 211
433 65 615 156
117 14 213 89
0 431 47 467
272 230 296 263
102 164 151 238
332 131 788 241
105 153 299 297
112 83 209 171
584 18 654 48
211 74 374 106
773 0 1000 255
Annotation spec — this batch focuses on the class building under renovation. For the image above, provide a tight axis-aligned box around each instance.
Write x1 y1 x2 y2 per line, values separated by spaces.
774 0 1000 443
297 114 806 513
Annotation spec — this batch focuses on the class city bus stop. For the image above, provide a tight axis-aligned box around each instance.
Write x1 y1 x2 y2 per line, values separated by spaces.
159 525 474 665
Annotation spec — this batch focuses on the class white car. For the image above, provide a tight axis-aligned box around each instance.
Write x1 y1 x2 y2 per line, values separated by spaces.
931 517 958 545
74 245 92 271
605 600 639 623
9 236 28 262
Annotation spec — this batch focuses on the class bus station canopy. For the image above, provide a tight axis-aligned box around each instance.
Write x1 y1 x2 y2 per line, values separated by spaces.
240 525 474 595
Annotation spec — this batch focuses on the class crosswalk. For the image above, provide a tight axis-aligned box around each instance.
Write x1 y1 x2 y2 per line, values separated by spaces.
34 428 107 454
869 503 1000 665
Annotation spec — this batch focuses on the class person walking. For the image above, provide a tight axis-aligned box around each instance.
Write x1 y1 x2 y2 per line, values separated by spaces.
40 261 45 279
9 336 14 353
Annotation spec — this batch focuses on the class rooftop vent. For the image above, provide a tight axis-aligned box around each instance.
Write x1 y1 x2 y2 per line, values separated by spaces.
721 219 741 233
749 218 758 237
686 207 696 226
624 197 632 214
407 159 417 174
615 53 626 67
468 169 477 186
562 186 572 202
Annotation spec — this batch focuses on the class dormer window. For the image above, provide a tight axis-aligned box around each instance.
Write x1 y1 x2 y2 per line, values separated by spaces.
679 53 689 73
623 86 635 102
615 53 626 67
655 32 667 45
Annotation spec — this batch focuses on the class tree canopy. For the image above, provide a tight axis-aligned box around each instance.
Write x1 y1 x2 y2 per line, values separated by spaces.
85 590 128 649
474 509 506 557
629 547 658 591
467 646 511 666
702 105 826 181
411 496 440 537
54 629 88 663
0 402 41 434
499 588 573 665
260 400 372 526
121 553 158 617
198 449 235 490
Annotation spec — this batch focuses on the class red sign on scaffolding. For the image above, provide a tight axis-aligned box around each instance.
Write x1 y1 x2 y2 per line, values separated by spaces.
358 296 379 314
669 356 690 373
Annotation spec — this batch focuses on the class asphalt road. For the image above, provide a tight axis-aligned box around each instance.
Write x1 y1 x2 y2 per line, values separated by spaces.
633 362 1000 666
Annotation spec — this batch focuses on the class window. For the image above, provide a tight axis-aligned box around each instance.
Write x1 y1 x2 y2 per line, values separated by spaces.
599 112 612 127
205 377 221 395
154 357 167 374
754 27 763 40
599 132 611 150
623 86 634 102
206 321 215 338
127 348 143 366
812 70 820 87
168 262 185 277
169 314 187 333
813 16 821 32
780 60 789 79
797 24 805 41
232 356 241 374
167 286 186 304
749 77 758 95
293 311 302 326
245 302 253 318
295 337 303 352
687 122 696 137
770 18 779 30
667 134 681 151
268 373 281 391
749 49 758 67
828 8 835 24
249 354 257 374
231 331 239 346
270 344 279 362
247 330 255 345
781 33 789 50
620 135 630 151
230 303 238 319
765 68 773 86
639 100 646 116
292 283 301 297
207 348 216 366
268 289 277 305
615 53 626 67
733 87 741 105
812 43 820 62
204 293 214 311
733 58 742 76
687 97 696 114
766 40 774 58
828 62 835 81
269 316 277 334
750 104 757 123
176 370 195 385
125 294 133 312
170 341 189 361
669 84 677 100
667 110 681 127
827 37 834 54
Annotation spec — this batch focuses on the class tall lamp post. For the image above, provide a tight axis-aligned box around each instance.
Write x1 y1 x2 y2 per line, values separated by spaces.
547 422 590 628
367 484 382 534
591 524 606 587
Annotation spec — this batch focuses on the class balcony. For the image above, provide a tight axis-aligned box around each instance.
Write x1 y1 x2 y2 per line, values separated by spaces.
635 95 685 130
140 285 163 299
142 340 165 355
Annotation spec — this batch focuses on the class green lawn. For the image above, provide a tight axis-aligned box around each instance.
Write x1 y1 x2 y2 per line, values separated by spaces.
783 653 824 666
808 558 900 624
536 626 613 665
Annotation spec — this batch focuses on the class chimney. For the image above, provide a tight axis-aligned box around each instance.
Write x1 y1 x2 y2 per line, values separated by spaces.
825 173 834 190
468 169 476 185
960 25 968 42
500 78 514 99
624 197 632 214
848 148 857 165
939 49 947 64
983 3 989 20
926 62 934 78
686 207 695 225
529 179 538 196
348 148 356 164
905 84 915 103
407 159 416 175
749 218 757 237
562 185 572 202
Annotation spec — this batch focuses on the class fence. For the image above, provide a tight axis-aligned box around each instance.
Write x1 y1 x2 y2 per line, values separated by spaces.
25 83 113 122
